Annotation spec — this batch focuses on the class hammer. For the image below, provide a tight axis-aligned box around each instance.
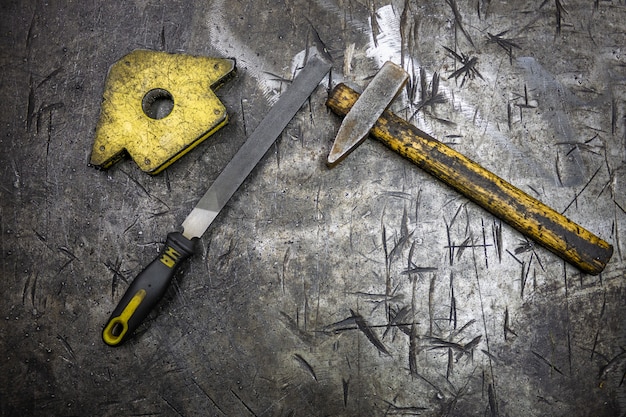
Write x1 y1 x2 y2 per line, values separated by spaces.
326 62 613 275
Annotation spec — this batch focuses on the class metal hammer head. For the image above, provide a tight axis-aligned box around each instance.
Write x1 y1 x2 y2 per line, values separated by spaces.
326 61 409 167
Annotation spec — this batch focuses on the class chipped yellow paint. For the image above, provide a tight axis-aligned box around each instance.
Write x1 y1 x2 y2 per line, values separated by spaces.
90 50 235 174
327 83 613 275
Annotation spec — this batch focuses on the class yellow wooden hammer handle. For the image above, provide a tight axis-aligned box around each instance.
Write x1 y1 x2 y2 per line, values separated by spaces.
327 83 613 275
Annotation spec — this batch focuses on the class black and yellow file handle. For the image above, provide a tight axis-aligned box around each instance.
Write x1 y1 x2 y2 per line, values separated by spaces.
102 232 197 346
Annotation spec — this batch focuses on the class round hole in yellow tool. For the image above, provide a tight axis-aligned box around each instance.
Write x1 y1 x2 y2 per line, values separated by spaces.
142 88 174 119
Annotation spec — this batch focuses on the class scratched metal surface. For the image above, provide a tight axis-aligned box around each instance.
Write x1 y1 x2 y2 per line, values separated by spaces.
1 1 625 416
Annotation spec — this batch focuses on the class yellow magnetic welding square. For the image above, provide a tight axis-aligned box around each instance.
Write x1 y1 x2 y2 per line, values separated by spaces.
90 50 235 174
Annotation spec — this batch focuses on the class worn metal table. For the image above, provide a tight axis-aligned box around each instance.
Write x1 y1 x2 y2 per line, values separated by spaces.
1 1 625 415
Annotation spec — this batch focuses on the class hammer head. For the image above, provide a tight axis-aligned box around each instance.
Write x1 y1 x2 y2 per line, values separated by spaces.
326 61 409 167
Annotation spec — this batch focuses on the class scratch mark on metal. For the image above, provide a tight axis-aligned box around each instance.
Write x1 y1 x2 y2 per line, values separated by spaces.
428 275 436 337
191 378 225 415
350 309 391 356
230 390 258 416
342 377 349 407
444 46 483 87
57 334 76 361
162 396 186 417
487 31 522 64
555 0 569 35
561 165 602 214
383 399 427 415
532 350 564 375
294 353 318 381
282 247 291 295
599 349 626 380
449 273 457 329
504 307 517 340
446 0 475 47
280 311 314 345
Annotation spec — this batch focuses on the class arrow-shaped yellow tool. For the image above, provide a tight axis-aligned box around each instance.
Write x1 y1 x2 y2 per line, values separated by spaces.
90 50 236 174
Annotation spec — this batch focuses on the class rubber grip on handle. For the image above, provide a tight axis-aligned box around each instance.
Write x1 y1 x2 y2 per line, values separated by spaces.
102 232 197 346
326 83 613 275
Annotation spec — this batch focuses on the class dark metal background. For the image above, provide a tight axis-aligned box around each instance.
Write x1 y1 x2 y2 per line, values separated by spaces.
1 1 625 416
